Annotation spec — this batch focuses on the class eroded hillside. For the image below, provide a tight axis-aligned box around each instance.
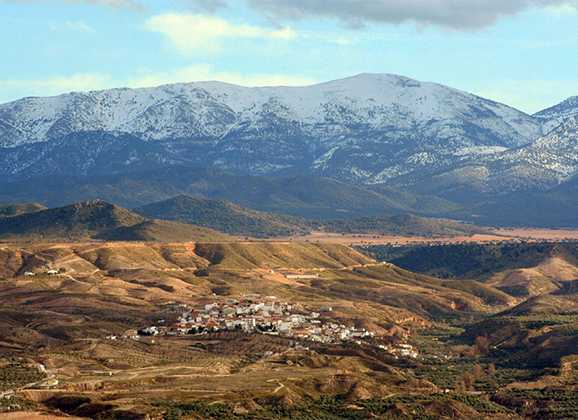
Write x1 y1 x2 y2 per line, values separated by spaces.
0 240 575 419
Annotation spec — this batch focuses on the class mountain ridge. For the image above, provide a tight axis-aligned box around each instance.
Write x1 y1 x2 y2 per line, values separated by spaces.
0 199 230 242
136 195 311 238
1 74 578 226
0 73 543 186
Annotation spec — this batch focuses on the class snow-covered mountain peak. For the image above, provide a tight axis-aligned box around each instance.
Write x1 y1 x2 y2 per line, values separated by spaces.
0 73 542 148
535 95 578 133
0 73 551 187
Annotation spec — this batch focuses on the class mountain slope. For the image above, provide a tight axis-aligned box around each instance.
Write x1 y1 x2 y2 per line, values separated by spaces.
0 73 542 185
0 167 462 219
0 200 145 240
399 115 578 201
485 115 578 186
0 203 46 218
136 195 310 238
0 200 229 242
364 242 578 297
535 95 578 133
320 214 487 237
98 219 231 242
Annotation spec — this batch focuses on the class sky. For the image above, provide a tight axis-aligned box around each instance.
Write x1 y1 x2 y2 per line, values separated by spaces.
1 0 578 113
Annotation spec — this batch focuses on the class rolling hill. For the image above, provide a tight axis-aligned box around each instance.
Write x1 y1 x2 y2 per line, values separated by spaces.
0 239 575 417
98 219 230 242
0 200 229 242
0 203 46 218
464 288 578 368
136 195 310 238
362 242 578 297
136 195 479 239
320 214 487 237
0 167 462 219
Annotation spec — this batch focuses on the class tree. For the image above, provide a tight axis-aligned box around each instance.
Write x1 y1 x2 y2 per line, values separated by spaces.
472 364 484 380
454 377 466 393
487 363 497 376
462 373 475 391
474 336 490 356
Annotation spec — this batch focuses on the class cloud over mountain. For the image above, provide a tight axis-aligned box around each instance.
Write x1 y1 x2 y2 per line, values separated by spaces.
192 0 578 30
1 0 143 9
145 13 296 54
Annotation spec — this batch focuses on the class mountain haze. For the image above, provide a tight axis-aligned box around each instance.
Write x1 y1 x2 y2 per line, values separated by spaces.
0 167 460 219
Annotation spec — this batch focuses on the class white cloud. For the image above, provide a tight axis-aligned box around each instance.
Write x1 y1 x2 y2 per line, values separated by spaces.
0 67 316 103
1 0 143 9
0 73 112 102
545 3 578 13
145 13 297 54
129 64 316 88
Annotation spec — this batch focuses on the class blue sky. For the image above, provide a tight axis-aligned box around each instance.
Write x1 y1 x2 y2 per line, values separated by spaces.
1 0 578 113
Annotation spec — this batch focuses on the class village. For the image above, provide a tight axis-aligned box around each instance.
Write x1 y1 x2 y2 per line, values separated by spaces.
121 294 420 360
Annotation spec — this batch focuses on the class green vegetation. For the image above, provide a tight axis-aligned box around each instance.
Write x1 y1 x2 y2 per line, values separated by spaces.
0 200 229 242
360 242 578 280
0 200 145 241
0 395 37 413
134 194 484 239
0 167 462 220
320 214 485 238
494 389 578 419
0 359 45 392
98 219 230 242
0 203 46 218
155 393 514 420
136 195 310 238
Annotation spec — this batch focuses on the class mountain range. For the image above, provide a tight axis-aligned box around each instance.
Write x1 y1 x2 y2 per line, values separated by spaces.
1 73 577 226
0 167 460 219
0 197 483 241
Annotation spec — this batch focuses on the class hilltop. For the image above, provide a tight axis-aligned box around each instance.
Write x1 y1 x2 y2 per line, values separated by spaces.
320 214 486 237
0 200 229 242
362 242 578 297
136 195 310 238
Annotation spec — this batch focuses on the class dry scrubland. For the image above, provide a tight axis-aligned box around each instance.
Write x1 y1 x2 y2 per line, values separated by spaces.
0 240 577 419
280 228 578 246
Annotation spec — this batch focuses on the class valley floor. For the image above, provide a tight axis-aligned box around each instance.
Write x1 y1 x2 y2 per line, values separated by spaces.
275 228 578 246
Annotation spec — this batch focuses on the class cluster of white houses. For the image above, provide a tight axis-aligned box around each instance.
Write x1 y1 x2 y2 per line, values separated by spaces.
138 295 379 345
23 269 60 277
